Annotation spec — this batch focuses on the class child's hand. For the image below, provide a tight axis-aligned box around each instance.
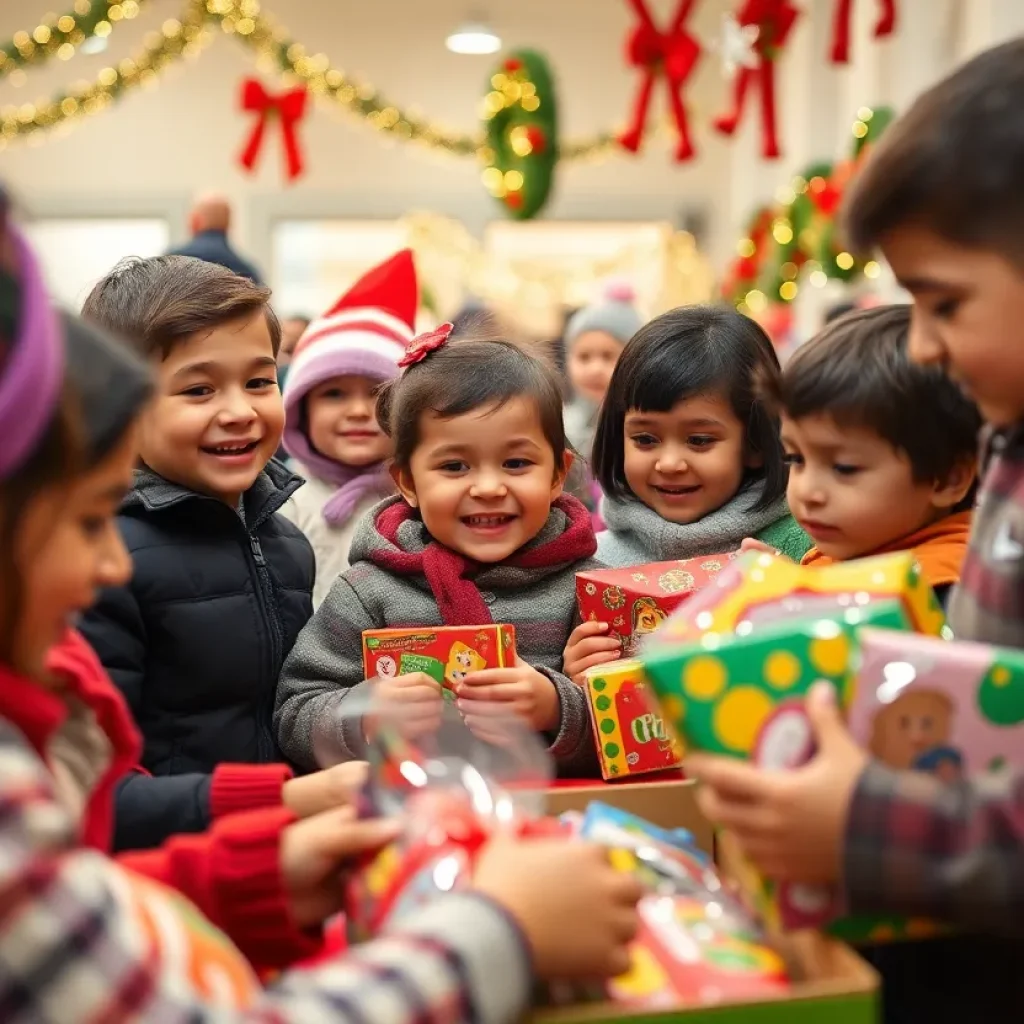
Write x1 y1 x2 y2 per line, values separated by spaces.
367 672 444 741
739 537 784 557
282 761 369 818
457 657 560 735
280 807 402 927
687 683 868 884
473 836 642 979
563 621 622 684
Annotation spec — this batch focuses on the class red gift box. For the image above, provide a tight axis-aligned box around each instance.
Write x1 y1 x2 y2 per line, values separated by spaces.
362 625 516 701
576 555 738 656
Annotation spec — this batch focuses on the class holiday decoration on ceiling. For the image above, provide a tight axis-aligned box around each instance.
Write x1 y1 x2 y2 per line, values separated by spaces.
0 1 145 79
714 0 800 159
0 0 902 219
237 78 307 182
722 106 895 313
830 0 897 64
481 50 559 219
618 0 702 161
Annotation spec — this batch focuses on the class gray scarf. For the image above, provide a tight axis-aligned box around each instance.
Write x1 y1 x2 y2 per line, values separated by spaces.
596 477 790 567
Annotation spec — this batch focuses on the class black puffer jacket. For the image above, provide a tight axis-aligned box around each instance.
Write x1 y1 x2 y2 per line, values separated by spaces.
80 461 314 777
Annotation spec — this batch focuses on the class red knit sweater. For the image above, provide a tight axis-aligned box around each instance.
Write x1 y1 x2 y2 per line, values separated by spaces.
0 629 320 972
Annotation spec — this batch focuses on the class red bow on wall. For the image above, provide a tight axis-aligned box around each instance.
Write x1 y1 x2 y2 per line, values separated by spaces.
830 0 897 64
713 0 800 160
237 78 308 182
619 0 702 161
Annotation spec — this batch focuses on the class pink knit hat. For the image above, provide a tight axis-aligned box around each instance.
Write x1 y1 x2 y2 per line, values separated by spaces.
282 249 416 523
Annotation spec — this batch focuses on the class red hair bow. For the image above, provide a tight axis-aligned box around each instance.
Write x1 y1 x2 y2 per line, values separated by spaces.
399 322 453 368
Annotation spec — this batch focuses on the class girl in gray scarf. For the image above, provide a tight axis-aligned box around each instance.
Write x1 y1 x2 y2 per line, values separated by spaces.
563 304 811 680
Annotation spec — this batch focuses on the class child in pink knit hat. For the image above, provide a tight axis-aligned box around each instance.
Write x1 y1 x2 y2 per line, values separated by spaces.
281 250 416 605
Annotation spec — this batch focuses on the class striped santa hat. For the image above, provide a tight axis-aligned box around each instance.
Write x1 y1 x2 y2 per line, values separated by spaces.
282 248 416 476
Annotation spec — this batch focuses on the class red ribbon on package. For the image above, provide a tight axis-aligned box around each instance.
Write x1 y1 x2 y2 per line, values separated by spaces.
238 79 308 182
713 0 799 160
830 0 897 64
619 0 702 162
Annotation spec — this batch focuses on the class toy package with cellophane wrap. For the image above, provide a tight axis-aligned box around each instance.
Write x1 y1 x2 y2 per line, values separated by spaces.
330 694 792 1011
566 802 790 1008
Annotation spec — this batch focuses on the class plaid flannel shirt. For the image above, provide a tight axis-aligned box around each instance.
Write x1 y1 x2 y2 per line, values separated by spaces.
0 717 532 1023
843 425 1024 933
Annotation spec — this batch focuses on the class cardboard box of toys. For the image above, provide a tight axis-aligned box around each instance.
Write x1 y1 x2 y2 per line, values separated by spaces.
531 795 878 1024
576 555 737 657
362 625 516 702
647 550 947 648
850 627 1024 779
583 661 684 780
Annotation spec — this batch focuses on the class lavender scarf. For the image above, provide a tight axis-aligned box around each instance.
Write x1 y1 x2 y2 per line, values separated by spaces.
309 460 393 527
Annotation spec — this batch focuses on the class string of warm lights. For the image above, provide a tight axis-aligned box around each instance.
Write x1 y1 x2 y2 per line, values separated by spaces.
0 0 619 162
0 4 210 147
1 1 147 81
727 106 893 314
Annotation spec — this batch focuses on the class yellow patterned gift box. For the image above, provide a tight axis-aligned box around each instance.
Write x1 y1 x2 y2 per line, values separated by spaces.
647 550 946 648
639 550 948 936
583 660 684 780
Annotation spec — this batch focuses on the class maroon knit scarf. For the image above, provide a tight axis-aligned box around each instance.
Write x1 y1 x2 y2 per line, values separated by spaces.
369 496 597 625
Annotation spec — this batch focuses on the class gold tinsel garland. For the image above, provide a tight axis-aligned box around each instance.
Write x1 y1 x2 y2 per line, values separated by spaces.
1 2 147 81
0 0 619 162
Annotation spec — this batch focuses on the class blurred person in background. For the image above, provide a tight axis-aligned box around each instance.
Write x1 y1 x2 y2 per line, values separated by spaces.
167 192 263 284
562 282 643 527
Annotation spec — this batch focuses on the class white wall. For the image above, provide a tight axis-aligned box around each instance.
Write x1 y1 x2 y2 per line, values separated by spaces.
3 0 1023 279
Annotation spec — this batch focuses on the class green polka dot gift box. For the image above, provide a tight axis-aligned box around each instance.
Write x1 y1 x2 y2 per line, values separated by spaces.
584 660 684 780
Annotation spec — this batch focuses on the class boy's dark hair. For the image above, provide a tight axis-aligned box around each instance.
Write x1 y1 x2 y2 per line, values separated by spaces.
82 254 281 359
763 305 981 499
376 317 566 472
844 39 1024 257
592 304 787 512
824 301 857 324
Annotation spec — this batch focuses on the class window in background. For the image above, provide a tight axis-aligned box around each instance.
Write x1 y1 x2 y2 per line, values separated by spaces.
25 218 170 310
271 220 406 319
482 220 713 336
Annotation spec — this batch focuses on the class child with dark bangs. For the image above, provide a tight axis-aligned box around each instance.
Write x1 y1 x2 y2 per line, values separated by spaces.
276 323 602 777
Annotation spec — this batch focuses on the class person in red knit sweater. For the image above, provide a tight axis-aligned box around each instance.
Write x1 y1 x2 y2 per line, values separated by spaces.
0 213 642 1020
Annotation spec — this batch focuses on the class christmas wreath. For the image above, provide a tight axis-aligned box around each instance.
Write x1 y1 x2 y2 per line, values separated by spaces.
481 49 559 220
723 106 896 311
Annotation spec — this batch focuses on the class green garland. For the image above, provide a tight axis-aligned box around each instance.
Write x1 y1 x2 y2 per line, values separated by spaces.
723 107 896 312
481 50 559 220
0 1 146 79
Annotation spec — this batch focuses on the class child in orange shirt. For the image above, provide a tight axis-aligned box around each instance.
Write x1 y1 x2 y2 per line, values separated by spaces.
760 303 980 605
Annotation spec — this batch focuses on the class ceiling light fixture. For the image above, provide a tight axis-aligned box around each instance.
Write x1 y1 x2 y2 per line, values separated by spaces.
446 16 502 55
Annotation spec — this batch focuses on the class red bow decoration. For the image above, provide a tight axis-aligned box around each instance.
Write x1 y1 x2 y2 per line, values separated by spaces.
619 0 702 161
714 0 800 160
238 78 308 183
830 0 897 64
399 322 453 369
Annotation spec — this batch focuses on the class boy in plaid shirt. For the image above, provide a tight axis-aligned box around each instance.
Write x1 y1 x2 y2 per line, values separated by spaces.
690 38 1024 1019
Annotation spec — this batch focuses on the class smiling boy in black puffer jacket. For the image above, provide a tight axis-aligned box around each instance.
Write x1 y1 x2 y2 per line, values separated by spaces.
79 255 315 844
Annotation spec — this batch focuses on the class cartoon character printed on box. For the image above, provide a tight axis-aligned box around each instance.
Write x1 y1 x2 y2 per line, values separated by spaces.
630 597 668 653
868 687 962 778
444 641 486 691
374 654 398 679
